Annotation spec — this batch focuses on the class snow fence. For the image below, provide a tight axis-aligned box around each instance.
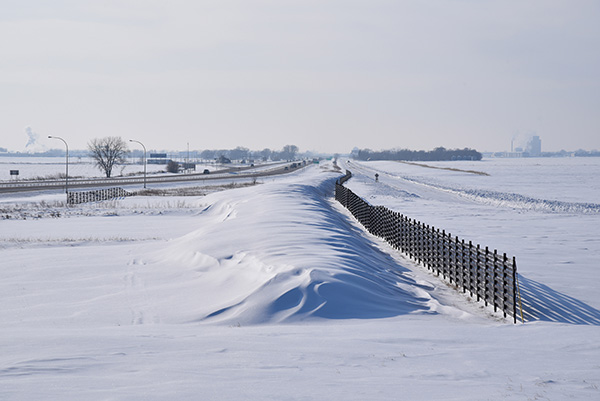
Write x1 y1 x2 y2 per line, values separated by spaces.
336 170 522 323
67 187 134 205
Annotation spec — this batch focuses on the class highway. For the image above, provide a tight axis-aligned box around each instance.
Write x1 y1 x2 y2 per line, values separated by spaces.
0 161 308 194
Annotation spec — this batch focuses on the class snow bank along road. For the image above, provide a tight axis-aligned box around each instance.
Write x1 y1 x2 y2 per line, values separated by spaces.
1 161 599 400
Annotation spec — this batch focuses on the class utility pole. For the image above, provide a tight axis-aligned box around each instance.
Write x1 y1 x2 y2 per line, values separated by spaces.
129 139 147 188
48 135 69 196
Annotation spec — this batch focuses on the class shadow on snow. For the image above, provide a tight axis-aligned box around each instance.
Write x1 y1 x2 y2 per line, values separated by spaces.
518 275 600 325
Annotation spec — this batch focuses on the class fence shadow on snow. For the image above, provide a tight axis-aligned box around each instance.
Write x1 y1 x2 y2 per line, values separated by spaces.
518 276 600 325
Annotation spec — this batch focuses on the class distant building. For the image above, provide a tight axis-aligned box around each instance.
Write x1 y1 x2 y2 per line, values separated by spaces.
148 153 170 164
527 136 542 156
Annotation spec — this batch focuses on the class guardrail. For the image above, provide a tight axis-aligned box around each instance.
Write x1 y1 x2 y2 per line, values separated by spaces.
335 170 521 323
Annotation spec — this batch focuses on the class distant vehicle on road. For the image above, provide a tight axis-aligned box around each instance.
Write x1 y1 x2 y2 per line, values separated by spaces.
203 169 210 174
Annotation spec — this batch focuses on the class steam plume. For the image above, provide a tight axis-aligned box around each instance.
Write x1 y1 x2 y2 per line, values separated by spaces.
25 126 39 148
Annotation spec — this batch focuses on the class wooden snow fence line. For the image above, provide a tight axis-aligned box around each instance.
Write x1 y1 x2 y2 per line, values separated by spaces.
335 171 522 324
67 187 134 205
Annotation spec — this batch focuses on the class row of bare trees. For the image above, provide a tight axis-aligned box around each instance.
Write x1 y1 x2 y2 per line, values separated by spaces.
195 145 299 162
87 137 302 178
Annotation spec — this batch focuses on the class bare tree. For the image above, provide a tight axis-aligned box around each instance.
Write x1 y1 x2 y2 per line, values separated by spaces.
229 146 250 161
88 136 129 178
201 149 216 161
259 148 272 161
281 144 299 160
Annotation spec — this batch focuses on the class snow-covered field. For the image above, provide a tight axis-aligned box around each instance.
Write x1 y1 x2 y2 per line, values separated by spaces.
1 158 599 400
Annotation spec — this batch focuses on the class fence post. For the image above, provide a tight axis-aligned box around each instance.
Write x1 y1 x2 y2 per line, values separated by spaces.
406 216 411 257
492 249 498 312
513 256 518 324
424 225 430 270
406 218 410 258
418 222 425 267
483 246 490 307
393 212 400 250
448 230 453 277
414 220 420 264
418 222 422 265
475 244 481 302
502 252 508 318
453 236 459 286
438 228 444 276
443 230 449 279
399 214 404 252
432 228 438 275
460 239 471 294
408 219 417 260
437 229 441 277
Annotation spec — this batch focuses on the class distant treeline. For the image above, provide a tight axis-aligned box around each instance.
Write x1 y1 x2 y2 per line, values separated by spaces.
354 147 483 161
0 149 89 157
196 145 300 162
0 144 315 161
550 149 600 158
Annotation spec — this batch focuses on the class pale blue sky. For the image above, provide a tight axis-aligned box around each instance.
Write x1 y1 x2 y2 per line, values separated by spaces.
1 0 599 153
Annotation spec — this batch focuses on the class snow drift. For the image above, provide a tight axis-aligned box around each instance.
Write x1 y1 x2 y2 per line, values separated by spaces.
148 172 434 325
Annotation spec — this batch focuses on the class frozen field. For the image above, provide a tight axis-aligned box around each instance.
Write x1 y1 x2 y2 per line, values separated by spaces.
1 159 599 400
361 157 600 205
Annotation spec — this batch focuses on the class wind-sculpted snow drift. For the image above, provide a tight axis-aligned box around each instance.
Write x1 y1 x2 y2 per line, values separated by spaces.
151 175 436 325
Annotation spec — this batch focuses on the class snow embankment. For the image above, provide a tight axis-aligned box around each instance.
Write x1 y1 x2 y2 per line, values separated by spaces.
148 171 437 325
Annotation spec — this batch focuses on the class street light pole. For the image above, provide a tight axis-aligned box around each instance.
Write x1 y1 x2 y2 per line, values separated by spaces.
129 139 147 189
48 136 68 195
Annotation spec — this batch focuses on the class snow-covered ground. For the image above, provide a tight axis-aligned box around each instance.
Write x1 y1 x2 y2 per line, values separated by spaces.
1 159 599 400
